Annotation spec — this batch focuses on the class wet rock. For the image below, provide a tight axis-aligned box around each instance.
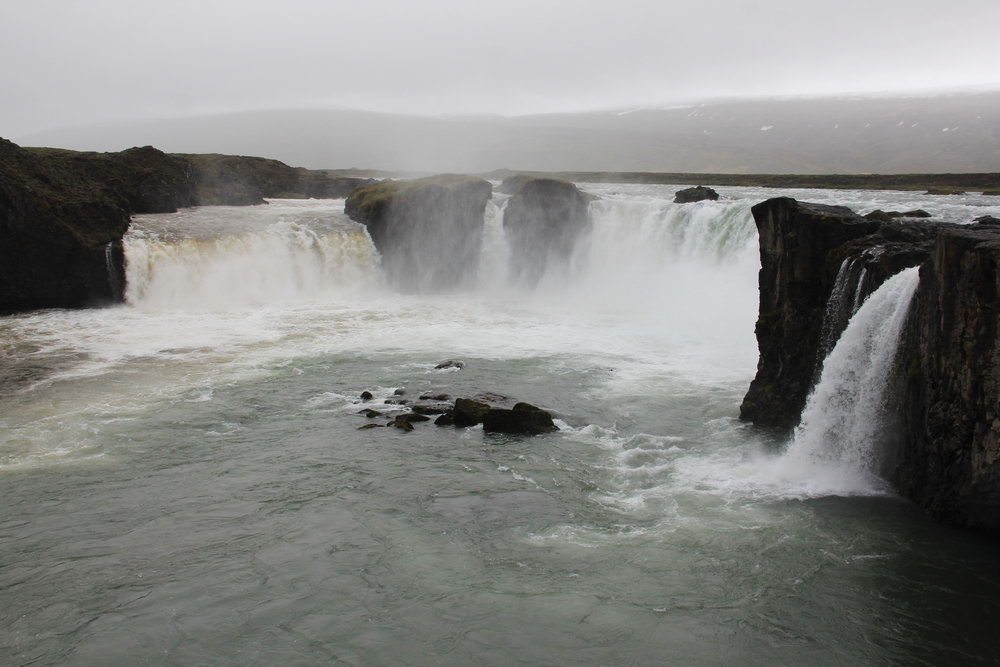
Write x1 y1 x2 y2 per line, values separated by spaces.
673 185 719 203
863 209 895 222
503 178 593 287
434 412 456 426
974 215 1000 226
360 391 374 401
865 209 932 222
483 403 558 435
387 418 415 432
474 392 510 404
453 398 491 427
411 403 452 415
396 412 431 423
383 398 410 405
359 408 383 418
435 360 465 370
393 388 407 396
419 392 450 401
344 175 493 291
358 423 383 430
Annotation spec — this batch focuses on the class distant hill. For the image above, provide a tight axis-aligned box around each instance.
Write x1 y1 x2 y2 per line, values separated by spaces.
14 92 1000 173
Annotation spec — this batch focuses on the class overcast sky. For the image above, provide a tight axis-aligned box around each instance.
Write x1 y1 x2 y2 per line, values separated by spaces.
3 0 999 136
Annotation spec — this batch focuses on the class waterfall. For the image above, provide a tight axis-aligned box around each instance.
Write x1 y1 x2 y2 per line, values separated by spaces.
477 198 510 289
123 221 381 309
780 266 921 490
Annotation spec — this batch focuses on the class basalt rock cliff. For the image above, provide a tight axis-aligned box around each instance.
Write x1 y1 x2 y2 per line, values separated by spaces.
0 139 372 313
345 175 493 291
742 197 1000 530
502 177 594 286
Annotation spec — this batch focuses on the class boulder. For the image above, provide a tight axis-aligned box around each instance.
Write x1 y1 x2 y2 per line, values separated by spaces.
498 174 535 195
483 402 558 435
452 398 491 427
434 412 456 426
673 185 719 203
396 412 431 423
345 175 493 291
503 178 593 286
387 418 415 432
435 360 465 370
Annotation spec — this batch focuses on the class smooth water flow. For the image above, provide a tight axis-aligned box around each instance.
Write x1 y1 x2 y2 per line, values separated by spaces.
2 187 999 665
784 267 921 493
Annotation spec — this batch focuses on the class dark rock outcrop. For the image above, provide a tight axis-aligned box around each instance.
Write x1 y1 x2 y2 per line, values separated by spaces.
0 139 374 314
892 225 1000 530
503 178 593 286
739 198 880 427
345 175 493 291
483 403 558 435
1 139 133 313
742 197 1000 530
452 398 491 427
673 185 719 203
741 198 955 427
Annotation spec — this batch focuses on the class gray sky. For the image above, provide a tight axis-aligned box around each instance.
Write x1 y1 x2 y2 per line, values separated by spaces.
3 0 999 136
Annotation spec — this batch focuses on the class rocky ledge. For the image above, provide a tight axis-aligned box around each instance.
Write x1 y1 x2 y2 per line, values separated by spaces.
0 139 373 314
742 197 1000 530
345 175 493 291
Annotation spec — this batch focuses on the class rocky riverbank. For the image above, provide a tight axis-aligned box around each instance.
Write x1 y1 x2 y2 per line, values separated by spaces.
741 197 1000 530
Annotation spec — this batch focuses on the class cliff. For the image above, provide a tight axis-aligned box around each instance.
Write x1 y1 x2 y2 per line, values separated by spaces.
0 139 372 313
895 226 1000 529
502 177 594 286
742 197 1000 530
344 175 493 291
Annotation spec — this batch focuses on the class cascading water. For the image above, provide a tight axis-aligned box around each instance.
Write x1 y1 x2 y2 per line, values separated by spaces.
124 213 380 310
779 266 921 493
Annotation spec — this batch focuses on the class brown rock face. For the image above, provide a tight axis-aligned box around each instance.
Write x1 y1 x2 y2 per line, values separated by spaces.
345 175 493 291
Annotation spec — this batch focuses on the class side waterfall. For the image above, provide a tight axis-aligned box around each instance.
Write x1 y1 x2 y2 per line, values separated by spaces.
781 266 921 488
